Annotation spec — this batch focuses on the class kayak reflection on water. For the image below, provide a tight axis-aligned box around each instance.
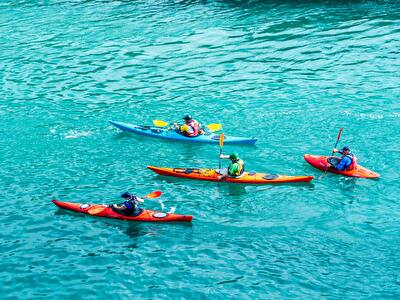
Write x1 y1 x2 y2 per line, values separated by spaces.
112 192 144 216
226 184 247 196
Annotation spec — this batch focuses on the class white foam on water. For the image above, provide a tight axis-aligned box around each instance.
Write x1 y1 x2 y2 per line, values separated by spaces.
64 130 92 139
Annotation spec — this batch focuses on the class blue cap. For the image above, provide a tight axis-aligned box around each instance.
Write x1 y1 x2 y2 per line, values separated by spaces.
342 146 350 151
121 192 131 198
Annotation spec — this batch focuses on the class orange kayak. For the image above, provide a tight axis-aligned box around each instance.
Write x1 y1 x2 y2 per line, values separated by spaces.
52 200 193 222
147 166 314 184
304 154 380 179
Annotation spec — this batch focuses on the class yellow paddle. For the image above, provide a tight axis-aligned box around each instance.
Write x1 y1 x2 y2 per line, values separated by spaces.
153 120 169 127
207 123 222 131
87 191 163 215
153 120 222 132
217 133 225 184
219 133 225 170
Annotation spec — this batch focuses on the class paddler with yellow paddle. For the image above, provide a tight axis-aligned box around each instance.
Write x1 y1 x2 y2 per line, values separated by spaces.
153 114 222 137
217 133 245 180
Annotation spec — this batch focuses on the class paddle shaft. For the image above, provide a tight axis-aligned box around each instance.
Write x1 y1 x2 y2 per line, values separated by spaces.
218 133 225 170
219 147 222 169
322 128 344 177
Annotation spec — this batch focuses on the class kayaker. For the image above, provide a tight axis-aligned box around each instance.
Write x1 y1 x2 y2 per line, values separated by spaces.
218 152 245 179
112 192 144 215
327 146 357 171
174 114 204 137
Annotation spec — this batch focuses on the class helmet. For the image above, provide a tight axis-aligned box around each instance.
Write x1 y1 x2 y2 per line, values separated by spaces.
121 192 132 198
229 153 239 160
183 114 192 121
342 146 351 151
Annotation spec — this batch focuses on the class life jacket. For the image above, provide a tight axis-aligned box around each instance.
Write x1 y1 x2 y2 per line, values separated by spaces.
181 120 200 137
228 159 245 177
342 153 357 171
124 195 138 211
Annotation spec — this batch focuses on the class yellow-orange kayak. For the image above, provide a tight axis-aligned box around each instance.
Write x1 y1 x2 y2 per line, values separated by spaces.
147 166 314 184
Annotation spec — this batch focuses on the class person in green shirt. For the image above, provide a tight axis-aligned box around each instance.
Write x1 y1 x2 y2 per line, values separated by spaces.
218 152 245 180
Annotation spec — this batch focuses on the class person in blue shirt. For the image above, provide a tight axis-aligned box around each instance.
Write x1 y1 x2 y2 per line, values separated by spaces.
327 146 357 171
112 192 144 216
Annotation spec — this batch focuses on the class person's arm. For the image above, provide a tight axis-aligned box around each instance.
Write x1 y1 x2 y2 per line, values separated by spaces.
171 123 180 130
113 203 125 209
136 197 144 203
332 148 344 155
217 155 229 180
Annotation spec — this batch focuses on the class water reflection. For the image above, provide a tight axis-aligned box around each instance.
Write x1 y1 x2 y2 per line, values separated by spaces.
221 183 247 196
54 207 193 242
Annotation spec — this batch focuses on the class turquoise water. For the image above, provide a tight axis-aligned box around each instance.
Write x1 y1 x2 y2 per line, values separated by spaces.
1 0 399 298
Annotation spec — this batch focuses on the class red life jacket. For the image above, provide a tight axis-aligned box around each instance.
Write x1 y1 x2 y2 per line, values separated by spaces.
185 120 200 137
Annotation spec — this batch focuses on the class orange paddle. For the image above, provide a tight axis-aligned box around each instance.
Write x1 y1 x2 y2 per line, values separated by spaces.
143 190 162 199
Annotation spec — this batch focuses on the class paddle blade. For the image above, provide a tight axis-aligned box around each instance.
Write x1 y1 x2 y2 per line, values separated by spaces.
219 133 225 148
206 123 222 131
144 190 162 199
331 127 344 156
153 120 169 127
337 128 344 140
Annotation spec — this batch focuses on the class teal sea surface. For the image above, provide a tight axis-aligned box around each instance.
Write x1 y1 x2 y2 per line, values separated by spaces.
1 0 399 298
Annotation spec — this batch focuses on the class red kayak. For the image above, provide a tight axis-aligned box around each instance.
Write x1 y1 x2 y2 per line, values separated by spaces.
304 154 380 179
52 200 193 222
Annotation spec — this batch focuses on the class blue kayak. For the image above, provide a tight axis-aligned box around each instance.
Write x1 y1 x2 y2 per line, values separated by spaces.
109 120 257 145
